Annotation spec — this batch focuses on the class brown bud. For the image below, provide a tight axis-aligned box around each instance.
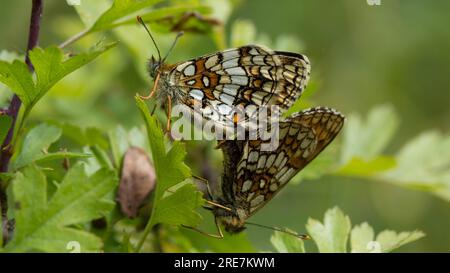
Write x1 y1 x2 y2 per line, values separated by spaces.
118 147 156 218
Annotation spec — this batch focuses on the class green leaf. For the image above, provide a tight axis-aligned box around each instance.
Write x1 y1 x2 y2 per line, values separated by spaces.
0 115 12 144
117 5 212 29
350 222 425 253
350 222 375 253
270 230 305 253
0 51 21 106
34 151 92 164
108 125 130 168
0 59 35 107
337 156 397 177
61 123 109 150
151 183 204 226
231 20 256 47
0 172 14 182
340 104 399 163
306 207 351 253
381 131 450 195
90 0 164 32
375 230 425 253
11 123 62 170
0 43 116 115
135 96 204 250
5 163 117 252
29 43 116 108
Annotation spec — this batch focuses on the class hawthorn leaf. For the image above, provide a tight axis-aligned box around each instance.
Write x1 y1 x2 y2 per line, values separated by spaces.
270 230 305 253
135 96 204 231
5 163 117 252
11 123 62 170
306 207 351 253
0 43 116 114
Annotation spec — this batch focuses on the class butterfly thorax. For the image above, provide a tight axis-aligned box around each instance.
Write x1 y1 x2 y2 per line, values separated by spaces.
212 140 250 233
148 58 184 105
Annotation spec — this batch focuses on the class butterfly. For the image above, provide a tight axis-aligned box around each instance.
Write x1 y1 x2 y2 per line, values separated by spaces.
197 107 345 236
137 17 310 133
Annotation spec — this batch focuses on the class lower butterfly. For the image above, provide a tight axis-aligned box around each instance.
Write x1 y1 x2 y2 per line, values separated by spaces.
188 107 345 237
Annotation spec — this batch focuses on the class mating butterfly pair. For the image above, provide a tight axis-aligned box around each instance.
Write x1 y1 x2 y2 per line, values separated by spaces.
138 17 345 237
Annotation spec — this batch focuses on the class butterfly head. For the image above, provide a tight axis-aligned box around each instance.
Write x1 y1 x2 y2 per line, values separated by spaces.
147 55 161 78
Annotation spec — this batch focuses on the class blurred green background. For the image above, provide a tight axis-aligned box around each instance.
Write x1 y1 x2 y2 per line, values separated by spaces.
1 0 449 252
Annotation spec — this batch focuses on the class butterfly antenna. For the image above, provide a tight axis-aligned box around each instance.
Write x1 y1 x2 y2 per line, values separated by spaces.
162 31 184 63
136 16 162 62
245 221 311 240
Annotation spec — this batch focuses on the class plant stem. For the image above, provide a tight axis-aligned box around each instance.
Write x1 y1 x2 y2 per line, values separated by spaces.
0 0 43 246
135 210 156 252
59 28 90 49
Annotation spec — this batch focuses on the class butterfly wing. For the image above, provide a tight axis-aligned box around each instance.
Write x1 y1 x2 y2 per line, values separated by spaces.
168 45 311 130
229 107 345 217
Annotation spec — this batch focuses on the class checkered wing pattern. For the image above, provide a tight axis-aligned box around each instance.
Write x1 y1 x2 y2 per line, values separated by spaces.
227 107 344 217
167 45 311 127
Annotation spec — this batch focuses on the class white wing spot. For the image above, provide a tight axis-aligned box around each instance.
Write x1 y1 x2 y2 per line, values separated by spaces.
223 58 239 69
248 150 259 163
250 195 265 207
189 89 204 100
265 154 276 168
217 104 232 115
269 183 278 192
226 67 246 76
202 76 210 87
242 180 252 192
259 179 266 188
222 50 239 60
274 151 285 167
205 55 219 69
219 92 235 105
231 75 249 85
246 192 255 202
279 168 295 183
223 84 240 96
257 155 266 169
249 48 259 55
176 62 191 72
184 64 196 76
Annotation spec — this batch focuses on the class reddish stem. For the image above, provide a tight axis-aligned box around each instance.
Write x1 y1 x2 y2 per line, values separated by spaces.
0 0 43 245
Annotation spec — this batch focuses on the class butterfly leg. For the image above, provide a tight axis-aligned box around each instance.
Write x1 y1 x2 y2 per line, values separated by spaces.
140 73 160 100
165 95 172 133
192 174 213 199
182 217 224 239
191 174 232 212
215 140 227 149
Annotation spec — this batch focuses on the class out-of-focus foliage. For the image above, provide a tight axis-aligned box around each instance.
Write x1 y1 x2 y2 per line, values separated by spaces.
270 207 423 253
0 44 116 119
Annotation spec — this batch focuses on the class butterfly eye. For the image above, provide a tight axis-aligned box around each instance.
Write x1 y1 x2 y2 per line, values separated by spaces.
147 56 160 78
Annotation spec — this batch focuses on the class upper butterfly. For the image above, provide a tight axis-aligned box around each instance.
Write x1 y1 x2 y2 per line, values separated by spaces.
137 17 311 133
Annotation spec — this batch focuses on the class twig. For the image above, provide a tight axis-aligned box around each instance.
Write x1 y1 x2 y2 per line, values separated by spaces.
58 28 90 49
0 0 43 246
